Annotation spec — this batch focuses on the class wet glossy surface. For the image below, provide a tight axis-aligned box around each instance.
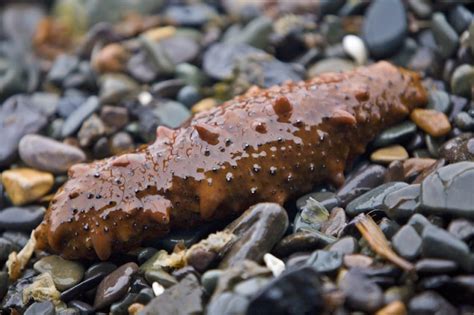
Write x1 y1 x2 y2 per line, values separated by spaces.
35 62 427 260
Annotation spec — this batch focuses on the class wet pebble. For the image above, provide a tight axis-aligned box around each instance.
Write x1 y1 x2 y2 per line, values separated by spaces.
327 236 358 255
392 225 422 261
24 301 55 315
410 109 451 137
372 121 417 148
201 269 223 294
370 145 409 164
451 64 474 97
427 90 451 114
0 206 44 231
382 184 420 221
439 133 474 162
408 291 457 314
60 272 105 303
273 231 335 258
33 255 85 291
84 262 117 280
448 219 474 242
321 207 347 237
306 250 343 274
454 112 474 131
61 96 100 138
432 12 459 59
1 168 53 206
94 262 138 310
99 74 140 104
340 269 384 313
415 259 458 275
362 0 407 58
448 5 472 34
100 106 129 132
19 134 86 173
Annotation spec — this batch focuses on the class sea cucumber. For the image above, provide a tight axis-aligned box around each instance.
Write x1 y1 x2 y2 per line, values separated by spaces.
35 61 427 260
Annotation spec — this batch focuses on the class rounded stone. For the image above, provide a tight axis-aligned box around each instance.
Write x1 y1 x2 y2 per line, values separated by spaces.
410 109 451 137
33 255 85 291
370 145 409 164
1 168 54 206
392 225 422 261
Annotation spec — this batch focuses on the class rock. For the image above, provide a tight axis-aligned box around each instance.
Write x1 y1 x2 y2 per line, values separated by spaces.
420 162 474 219
61 96 100 138
203 43 263 80
379 218 401 240
408 291 457 315
1 168 53 206
407 0 432 19
226 16 273 49
451 64 474 97
439 133 474 163
448 219 474 242
403 158 437 179
19 134 86 173
410 109 451 137
110 132 134 155
392 225 422 261
306 250 343 274
384 160 405 183
94 262 138 310
47 54 79 86
372 121 417 148
68 300 94 314
340 269 384 313
321 207 347 237
342 35 368 65
382 184 420 221
336 164 386 206
233 277 270 297
415 259 458 275
100 106 129 132
427 90 451 114
144 269 177 288
346 182 408 216
140 274 203 315
164 3 217 27
432 12 459 58
220 203 288 268
344 254 374 269
33 255 84 291
454 112 474 131
246 266 324 315
0 271 8 301
201 269 223 294
91 43 129 73
77 114 106 147
99 74 140 104
407 213 433 235
60 272 105 302
85 262 117 280
207 292 249 315
24 301 55 315
424 134 443 157
1 269 36 310
421 225 472 272
370 145 409 164
177 85 201 108
308 58 355 77
362 0 407 58
448 5 472 33
293 197 329 232
191 98 217 114
272 231 335 257
0 206 44 231
296 191 339 213
57 91 87 118
327 236 358 255
0 95 48 166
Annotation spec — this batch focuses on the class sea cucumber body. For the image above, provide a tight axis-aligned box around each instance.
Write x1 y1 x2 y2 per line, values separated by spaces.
35 62 427 260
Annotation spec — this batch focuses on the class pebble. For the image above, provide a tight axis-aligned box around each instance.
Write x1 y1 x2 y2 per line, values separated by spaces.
342 35 367 65
344 254 374 269
68 300 94 314
336 164 386 206
448 219 474 242
392 225 422 261
362 0 407 57
0 206 44 231
233 277 270 298
177 85 201 108
219 203 288 268
320 207 347 237
144 269 177 288
24 301 55 315
454 112 474 131
372 121 417 148
99 74 140 104
0 271 8 301
19 134 86 173
410 109 451 137
206 292 249 315
379 218 401 240
273 231 336 257
85 262 117 279
293 197 329 233
450 64 474 97
100 106 129 132
0 95 48 167
407 213 433 235
110 132 134 155
439 133 474 162
92 43 129 73
94 262 138 310
226 16 273 49
403 158 436 179
448 5 472 33
408 291 457 315
77 114 106 147
346 182 408 216
421 162 474 219
201 269 223 294
327 236 358 255
308 58 355 76
47 54 79 86
33 255 85 291
382 184 420 221
340 269 384 313
1 168 54 206
370 145 409 164
61 96 100 138
246 266 323 315
415 259 458 275
140 274 203 315
296 191 339 213
60 272 105 302
263 253 285 277
421 225 472 272
427 90 451 114
306 250 343 274
164 3 216 27
431 12 459 58
191 98 216 114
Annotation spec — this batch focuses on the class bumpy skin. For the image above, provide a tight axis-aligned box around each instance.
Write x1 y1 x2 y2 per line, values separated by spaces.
35 62 427 260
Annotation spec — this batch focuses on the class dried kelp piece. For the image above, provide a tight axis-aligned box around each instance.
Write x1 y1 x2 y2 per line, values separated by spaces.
7 231 37 280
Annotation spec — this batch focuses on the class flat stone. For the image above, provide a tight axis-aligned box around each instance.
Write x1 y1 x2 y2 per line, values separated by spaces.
0 95 48 167
305 250 342 274
448 5 472 33
421 225 472 272
336 164 386 206
140 274 203 315
432 12 459 58
427 90 451 114
220 203 288 268
327 236 358 255
340 269 384 313
420 162 474 218
94 262 138 310
371 145 409 164
415 259 458 275
362 0 407 58
33 255 85 291
61 96 100 138
24 301 55 315
451 64 474 98
382 184 420 221
410 109 451 137
272 231 336 258
346 182 408 216
407 213 433 235
372 121 417 148
308 58 355 76
392 225 422 261
1 168 54 206
19 134 86 173
408 291 456 315
0 206 44 231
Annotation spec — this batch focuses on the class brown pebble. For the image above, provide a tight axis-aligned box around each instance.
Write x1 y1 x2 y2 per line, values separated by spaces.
343 254 373 268
92 43 129 73
375 300 407 315
410 109 451 137
384 160 405 183
128 303 145 315
403 158 436 179
1 168 54 206
371 145 409 164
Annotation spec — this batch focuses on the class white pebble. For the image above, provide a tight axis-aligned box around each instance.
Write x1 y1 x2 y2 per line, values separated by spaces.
343 35 368 65
152 282 165 296
264 253 285 277
138 91 153 106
